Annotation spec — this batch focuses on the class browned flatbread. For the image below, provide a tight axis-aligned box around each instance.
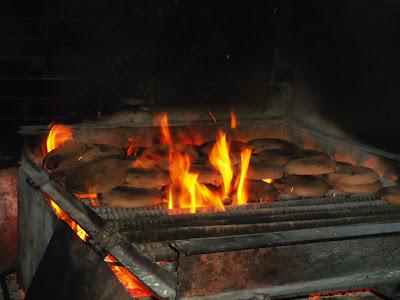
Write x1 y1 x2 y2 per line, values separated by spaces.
125 168 169 189
285 156 338 175
78 144 124 163
247 138 298 154
190 164 223 186
256 148 300 166
376 185 400 205
334 180 382 194
274 175 330 197
246 180 279 203
43 140 88 171
101 187 163 208
65 157 130 193
247 163 284 180
327 162 380 185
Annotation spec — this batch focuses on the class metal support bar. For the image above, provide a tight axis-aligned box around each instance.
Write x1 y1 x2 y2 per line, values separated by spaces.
19 155 176 299
173 221 400 255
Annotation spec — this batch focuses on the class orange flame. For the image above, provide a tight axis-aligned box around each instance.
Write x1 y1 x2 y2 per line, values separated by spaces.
45 124 73 154
236 148 252 205
48 199 89 241
159 113 173 145
230 111 237 129
105 255 153 298
209 132 233 198
167 151 224 213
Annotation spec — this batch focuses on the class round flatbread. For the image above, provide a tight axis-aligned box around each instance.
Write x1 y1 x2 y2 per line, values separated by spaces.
285 156 338 175
43 140 88 171
101 187 163 208
327 162 380 185
125 168 169 189
256 148 300 166
78 144 124 163
247 163 284 180
376 185 400 205
334 180 382 194
274 175 330 197
246 180 279 203
65 157 130 193
247 138 298 154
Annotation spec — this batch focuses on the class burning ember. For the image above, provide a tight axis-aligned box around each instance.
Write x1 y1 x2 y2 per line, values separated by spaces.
104 255 153 298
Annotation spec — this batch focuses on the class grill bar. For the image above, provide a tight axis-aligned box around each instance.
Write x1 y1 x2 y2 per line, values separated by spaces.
93 194 381 220
122 214 400 243
111 204 400 231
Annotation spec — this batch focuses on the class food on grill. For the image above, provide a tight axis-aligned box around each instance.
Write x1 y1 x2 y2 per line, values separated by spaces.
138 144 199 170
285 156 338 175
257 148 300 166
43 140 88 171
274 175 330 197
65 157 130 193
247 138 298 154
125 168 169 189
377 185 400 205
334 180 382 194
327 162 380 185
77 144 124 163
246 180 279 203
190 164 223 186
100 187 163 208
247 163 284 180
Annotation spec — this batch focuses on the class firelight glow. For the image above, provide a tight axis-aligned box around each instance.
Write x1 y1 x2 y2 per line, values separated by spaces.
160 113 252 212
46 123 73 153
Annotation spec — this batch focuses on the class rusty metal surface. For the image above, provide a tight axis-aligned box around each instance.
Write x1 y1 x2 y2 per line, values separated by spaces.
0 167 18 273
26 222 133 300
176 235 400 298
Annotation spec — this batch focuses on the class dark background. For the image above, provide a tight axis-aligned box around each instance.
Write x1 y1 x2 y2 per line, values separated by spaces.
0 0 400 158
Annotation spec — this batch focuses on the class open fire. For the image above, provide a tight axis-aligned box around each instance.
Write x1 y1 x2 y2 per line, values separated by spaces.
43 112 265 214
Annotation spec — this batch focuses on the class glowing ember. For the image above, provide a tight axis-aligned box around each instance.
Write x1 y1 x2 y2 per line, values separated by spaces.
105 255 153 298
48 199 89 241
45 124 73 154
262 178 273 184
126 137 137 156
209 132 233 198
236 148 252 205
74 193 98 199
230 111 237 129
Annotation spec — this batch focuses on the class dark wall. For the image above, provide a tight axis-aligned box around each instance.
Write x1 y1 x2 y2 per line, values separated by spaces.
0 0 276 157
293 0 400 152
1 0 400 156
